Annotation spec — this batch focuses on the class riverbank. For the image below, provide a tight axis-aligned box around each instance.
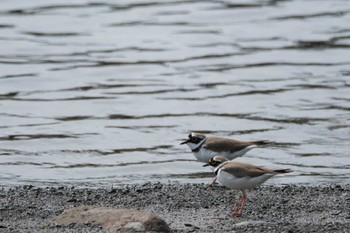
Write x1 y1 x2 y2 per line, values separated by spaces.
0 183 349 232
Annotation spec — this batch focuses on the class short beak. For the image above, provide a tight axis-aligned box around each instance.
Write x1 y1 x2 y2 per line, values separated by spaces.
180 139 189 145
203 163 209 167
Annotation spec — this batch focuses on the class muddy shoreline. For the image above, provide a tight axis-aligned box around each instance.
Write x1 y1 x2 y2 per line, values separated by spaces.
1 183 349 232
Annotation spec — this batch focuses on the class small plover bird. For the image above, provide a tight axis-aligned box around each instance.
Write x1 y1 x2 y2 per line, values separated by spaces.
204 156 292 217
180 132 274 163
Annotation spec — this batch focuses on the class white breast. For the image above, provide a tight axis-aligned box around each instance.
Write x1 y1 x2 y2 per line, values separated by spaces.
193 148 217 163
217 170 274 190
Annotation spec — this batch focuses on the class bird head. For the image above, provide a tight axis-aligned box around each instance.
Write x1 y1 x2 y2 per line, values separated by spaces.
203 156 229 168
180 132 207 150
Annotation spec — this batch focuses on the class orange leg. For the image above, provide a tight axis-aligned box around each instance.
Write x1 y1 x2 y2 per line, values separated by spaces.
237 190 247 216
231 190 247 217
231 204 241 216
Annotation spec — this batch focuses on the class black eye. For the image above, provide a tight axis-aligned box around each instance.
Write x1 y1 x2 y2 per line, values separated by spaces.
210 160 217 166
192 138 200 143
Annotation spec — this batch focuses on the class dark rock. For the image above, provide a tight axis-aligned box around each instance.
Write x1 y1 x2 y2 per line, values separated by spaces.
67 198 78 203
184 223 200 229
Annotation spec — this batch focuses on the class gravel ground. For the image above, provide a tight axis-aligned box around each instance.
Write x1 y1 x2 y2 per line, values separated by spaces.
0 183 349 232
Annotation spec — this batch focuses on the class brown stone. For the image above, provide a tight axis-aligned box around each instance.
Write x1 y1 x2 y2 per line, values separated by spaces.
54 206 171 232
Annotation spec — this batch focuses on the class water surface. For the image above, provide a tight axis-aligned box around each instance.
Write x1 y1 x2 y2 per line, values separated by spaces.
0 0 349 187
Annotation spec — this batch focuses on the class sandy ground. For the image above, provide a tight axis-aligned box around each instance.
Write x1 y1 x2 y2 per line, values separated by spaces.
0 183 349 232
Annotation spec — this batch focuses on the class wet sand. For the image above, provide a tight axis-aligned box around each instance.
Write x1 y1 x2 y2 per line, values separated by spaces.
0 183 349 232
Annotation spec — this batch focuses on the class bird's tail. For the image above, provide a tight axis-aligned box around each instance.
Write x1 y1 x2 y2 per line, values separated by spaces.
273 168 293 174
252 140 275 145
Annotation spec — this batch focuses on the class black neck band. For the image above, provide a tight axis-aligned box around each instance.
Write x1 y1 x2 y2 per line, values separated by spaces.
191 137 207 152
191 146 201 152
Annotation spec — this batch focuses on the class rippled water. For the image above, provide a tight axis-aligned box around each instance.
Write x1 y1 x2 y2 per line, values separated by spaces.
0 0 349 187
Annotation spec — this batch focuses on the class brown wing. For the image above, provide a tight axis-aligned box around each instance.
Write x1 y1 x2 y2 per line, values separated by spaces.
204 137 254 153
220 161 274 178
